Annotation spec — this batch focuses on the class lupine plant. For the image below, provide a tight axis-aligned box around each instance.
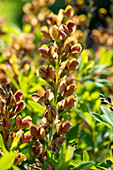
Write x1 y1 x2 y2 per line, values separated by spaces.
0 83 32 168
29 5 82 169
0 0 113 170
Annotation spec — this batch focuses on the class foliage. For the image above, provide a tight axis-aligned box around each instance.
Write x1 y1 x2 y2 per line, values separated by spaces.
0 0 113 169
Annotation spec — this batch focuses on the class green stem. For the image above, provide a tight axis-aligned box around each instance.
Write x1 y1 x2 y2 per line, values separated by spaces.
54 57 59 108
48 46 60 146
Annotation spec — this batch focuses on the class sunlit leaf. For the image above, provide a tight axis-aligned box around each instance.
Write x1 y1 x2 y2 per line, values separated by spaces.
0 152 17 170
0 134 8 154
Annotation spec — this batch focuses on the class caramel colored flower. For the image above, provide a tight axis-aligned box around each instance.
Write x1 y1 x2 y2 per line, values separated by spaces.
44 105 57 123
30 125 45 140
32 87 53 104
52 135 66 148
32 142 44 157
60 95 76 110
56 120 72 134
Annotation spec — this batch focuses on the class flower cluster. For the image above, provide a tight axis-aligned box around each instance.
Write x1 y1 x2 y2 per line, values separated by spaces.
29 5 82 169
23 0 55 33
0 84 32 165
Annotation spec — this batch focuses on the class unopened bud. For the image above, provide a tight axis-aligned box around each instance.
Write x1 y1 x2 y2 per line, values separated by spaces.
14 101 26 114
15 153 26 165
65 96 76 109
22 116 32 129
64 43 71 55
66 85 76 96
67 21 76 34
69 58 79 72
32 142 43 157
39 68 48 80
49 25 59 41
44 105 57 123
22 133 32 143
39 46 48 59
71 43 82 56
14 90 23 102
30 125 45 140
61 120 72 133
3 117 11 129
65 5 74 17
16 115 22 129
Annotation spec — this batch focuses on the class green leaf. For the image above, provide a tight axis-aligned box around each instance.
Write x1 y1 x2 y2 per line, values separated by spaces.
99 47 113 66
10 133 20 151
27 100 46 113
92 106 113 129
92 113 113 129
95 165 109 170
66 123 80 144
0 134 8 154
71 161 95 170
83 150 89 162
101 106 113 126
42 161 49 170
0 152 17 170
12 165 21 170
5 70 19 90
46 149 58 166
29 166 41 170
0 56 6 63
18 71 28 96
65 145 74 162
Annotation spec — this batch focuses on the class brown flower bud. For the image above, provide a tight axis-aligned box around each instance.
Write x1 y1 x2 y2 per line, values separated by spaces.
59 29 67 41
18 130 24 143
69 58 79 72
48 46 55 57
32 142 43 157
49 25 59 41
14 90 23 102
22 116 32 129
56 121 62 134
32 93 40 102
41 26 50 38
61 120 72 133
47 66 55 81
15 153 26 165
44 105 57 123
39 46 48 59
65 5 74 17
59 83 66 96
14 100 26 114
3 117 11 129
57 9 65 25
71 43 82 56
56 120 71 134
61 24 70 36
64 43 71 55
66 85 76 96
39 67 48 80
47 13 55 25
44 89 53 102
30 125 45 140
53 135 66 148
67 21 76 34
30 125 39 139
6 91 13 104
16 115 22 129
65 96 76 109
22 133 32 143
